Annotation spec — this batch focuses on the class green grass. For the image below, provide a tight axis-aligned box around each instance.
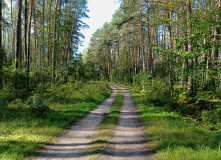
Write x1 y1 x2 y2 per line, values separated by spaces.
132 93 221 160
0 81 111 160
87 89 123 159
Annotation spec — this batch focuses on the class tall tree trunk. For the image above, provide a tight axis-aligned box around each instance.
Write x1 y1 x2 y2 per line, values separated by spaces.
139 0 143 72
214 0 221 89
41 0 45 83
186 0 193 93
11 0 15 62
27 0 34 85
214 0 221 62
15 0 22 70
47 0 52 61
117 33 120 61
24 0 28 69
0 0 2 88
134 46 137 75
52 0 59 79
167 0 173 96
33 1 38 78
15 0 22 89
146 0 153 82
34 2 37 57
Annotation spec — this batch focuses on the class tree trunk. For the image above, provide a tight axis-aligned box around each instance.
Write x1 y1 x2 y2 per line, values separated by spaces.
47 0 52 61
24 0 28 69
27 0 34 85
146 0 153 82
0 0 2 88
11 0 15 62
139 0 143 72
15 0 22 89
167 0 173 96
214 0 221 89
52 0 59 79
41 0 45 83
186 0 193 93
33 1 38 78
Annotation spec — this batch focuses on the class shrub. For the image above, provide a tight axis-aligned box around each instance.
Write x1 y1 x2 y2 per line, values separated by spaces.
201 104 221 131
26 96 49 118
0 92 8 110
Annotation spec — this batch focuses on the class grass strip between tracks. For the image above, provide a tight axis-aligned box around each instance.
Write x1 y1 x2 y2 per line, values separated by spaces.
87 89 123 159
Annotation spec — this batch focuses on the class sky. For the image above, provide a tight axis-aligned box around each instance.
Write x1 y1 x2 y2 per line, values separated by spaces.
78 0 120 53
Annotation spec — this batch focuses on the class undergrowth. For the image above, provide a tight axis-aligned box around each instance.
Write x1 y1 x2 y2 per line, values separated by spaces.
129 76 221 160
0 81 111 160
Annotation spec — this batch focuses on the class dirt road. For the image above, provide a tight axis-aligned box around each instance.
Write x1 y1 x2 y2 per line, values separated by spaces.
34 85 154 160
101 86 154 160
35 86 117 160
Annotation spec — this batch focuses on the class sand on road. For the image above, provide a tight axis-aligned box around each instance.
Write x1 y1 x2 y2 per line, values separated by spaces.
34 86 118 160
101 86 154 160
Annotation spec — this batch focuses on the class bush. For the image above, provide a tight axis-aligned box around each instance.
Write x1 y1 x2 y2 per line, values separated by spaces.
201 104 221 131
26 96 49 118
0 92 8 111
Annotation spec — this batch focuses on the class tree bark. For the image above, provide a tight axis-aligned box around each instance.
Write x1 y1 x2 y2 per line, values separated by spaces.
24 0 28 69
52 0 59 79
186 0 193 93
0 0 2 88
213 0 221 88
15 0 22 70
15 0 22 89
47 0 52 61
146 0 153 82
27 0 34 85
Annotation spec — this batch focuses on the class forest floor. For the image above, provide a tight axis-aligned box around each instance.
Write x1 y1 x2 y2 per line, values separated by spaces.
33 85 154 160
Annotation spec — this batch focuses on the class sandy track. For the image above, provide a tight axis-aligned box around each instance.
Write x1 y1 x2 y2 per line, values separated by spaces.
101 86 154 160
34 86 117 160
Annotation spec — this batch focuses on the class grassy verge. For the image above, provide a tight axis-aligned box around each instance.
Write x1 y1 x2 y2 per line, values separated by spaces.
87 90 123 159
132 92 221 160
0 81 111 160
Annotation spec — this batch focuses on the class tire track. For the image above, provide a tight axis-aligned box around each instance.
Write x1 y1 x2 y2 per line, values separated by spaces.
101 86 154 160
34 86 117 160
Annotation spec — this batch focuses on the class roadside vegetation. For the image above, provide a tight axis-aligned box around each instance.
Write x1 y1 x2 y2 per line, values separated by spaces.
87 89 123 159
129 76 221 160
0 81 111 159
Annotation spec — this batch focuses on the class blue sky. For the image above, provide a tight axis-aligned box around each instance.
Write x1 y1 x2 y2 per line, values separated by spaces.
78 0 120 53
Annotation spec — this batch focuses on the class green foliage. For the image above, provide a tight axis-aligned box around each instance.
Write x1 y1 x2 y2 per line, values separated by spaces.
0 95 8 110
131 72 221 132
0 81 111 159
201 105 221 131
26 96 49 118
133 72 171 99
132 89 221 160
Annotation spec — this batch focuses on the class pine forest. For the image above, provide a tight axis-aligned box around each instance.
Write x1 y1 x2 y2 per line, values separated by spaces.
0 0 221 159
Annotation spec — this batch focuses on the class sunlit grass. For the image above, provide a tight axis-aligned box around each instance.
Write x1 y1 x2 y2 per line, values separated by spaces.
0 81 111 159
132 94 221 160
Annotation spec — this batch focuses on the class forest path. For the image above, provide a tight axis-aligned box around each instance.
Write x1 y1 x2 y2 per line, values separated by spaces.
34 86 118 160
100 86 154 160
